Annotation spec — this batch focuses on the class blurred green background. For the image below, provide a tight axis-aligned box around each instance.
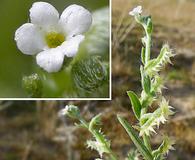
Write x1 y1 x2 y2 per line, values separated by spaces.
0 0 109 98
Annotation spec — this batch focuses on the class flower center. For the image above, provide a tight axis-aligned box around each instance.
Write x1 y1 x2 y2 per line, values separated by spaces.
45 32 65 48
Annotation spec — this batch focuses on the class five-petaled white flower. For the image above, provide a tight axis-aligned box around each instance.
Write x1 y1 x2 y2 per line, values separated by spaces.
129 6 142 16
15 2 92 73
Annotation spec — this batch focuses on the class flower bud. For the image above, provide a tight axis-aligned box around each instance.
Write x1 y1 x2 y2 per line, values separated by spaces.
71 56 107 91
22 73 42 97
58 105 80 119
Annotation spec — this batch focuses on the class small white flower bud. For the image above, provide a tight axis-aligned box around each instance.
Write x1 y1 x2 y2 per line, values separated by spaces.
129 6 142 16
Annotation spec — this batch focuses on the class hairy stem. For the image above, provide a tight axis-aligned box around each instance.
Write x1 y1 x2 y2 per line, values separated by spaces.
145 33 151 64
118 116 153 160
143 134 152 152
79 117 118 160
93 130 118 160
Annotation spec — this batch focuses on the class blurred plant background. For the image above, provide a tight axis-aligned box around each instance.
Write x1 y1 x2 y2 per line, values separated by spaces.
0 0 109 98
1 0 195 159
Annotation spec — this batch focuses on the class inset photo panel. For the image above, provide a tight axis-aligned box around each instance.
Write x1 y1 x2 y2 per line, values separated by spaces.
0 0 110 99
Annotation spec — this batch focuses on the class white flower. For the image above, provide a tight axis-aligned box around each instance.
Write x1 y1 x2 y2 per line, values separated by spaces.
58 106 69 117
15 2 92 73
129 6 142 16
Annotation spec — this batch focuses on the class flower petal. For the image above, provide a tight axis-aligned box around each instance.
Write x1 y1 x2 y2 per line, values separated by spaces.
59 4 92 37
36 48 64 73
30 2 59 29
129 6 142 16
15 23 45 55
61 35 84 57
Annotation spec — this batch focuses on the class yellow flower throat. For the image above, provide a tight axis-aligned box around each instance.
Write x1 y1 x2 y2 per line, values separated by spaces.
45 32 65 48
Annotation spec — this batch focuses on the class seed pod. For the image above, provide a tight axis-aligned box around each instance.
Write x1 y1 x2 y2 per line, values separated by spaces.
22 73 42 97
71 56 107 91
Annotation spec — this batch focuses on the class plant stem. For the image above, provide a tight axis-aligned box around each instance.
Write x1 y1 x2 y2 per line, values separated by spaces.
93 130 118 160
145 32 151 64
79 117 89 128
118 116 153 160
143 134 152 152
79 117 118 160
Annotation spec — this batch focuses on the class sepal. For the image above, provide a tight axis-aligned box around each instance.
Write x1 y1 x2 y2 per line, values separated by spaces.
140 98 174 136
87 139 111 158
145 44 174 76
153 136 175 158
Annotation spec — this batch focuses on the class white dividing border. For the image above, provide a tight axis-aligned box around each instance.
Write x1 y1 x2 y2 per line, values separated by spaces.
0 0 112 101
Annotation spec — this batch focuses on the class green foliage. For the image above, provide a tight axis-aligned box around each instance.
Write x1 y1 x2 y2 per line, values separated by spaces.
153 136 175 159
127 91 142 120
118 6 175 160
117 116 153 160
145 44 174 76
60 105 117 160
126 150 140 160
61 5 175 160
140 66 151 95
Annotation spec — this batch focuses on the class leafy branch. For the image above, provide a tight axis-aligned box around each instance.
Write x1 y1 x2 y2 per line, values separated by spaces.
59 6 175 160
58 105 118 160
117 6 175 160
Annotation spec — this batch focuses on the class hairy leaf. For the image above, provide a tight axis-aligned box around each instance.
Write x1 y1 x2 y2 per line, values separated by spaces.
127 91 142 119
117 116 153 160
140 66 151 95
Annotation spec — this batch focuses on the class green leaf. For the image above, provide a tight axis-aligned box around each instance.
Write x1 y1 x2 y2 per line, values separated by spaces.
146 18 153 34
140 67 151 95
127 91 142 120
117 116 153 160
143 75 151 94
139 15 151 26
89 114 102 132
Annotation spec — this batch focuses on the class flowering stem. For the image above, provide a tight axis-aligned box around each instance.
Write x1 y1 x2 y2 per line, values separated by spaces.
119 6 175 160
143 134 152 152
141 108 152 153
78 117 89 128
61 6 175 160
92 130 118 160
145 32 151 64
77 113 118 159
117 116 153 160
